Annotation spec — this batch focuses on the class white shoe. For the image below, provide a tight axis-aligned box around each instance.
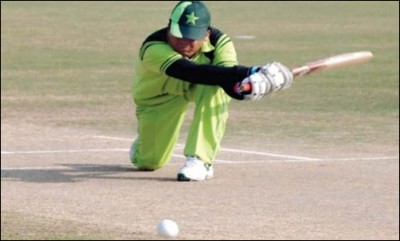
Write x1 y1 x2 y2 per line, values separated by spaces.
177 156 214 181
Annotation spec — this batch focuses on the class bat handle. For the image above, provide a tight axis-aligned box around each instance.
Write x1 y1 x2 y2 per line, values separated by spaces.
237 68 300 94
235 82 252 94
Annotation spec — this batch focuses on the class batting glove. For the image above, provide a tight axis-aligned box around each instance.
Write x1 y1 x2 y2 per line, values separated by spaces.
241 62 293 101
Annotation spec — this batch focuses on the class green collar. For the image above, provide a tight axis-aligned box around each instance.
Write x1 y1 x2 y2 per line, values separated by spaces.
201 39 214 53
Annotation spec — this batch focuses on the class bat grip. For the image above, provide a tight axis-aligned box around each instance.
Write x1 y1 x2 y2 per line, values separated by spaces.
234 82 252 94
237 68 300 94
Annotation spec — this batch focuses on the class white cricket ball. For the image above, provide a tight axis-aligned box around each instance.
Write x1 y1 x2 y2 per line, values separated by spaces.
157 219 179 238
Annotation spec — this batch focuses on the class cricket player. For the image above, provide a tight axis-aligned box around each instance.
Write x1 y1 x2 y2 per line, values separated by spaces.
130 1 293 181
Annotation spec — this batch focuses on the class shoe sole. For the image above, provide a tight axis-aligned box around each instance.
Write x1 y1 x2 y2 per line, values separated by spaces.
177 173 191 181
177 173 213 182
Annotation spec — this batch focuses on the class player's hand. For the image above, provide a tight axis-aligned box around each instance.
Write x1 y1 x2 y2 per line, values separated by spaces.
260 62 293 90
219 81 245 100
241 62 293 101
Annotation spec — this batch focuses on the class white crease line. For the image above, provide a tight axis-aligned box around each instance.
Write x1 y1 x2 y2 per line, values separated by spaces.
1 149 127 154
0 151 246 163
2 156 398 171
171 154 318 163
2 166 68 170
171 154 237 163
2 136 397 164
3 149 397 165
92 135 319 161
215 147 321 161
323 156 398 161
93 135 135 142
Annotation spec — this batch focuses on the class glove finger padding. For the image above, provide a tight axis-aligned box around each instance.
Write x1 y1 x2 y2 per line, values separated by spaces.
259 62 293 91
241 74 272 101
242 62 293 101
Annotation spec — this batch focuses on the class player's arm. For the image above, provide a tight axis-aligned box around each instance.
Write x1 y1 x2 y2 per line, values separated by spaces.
141 37 292 100
165 59 255 99
165 29 254 99
166 58 293 101
165 29 293 101
166 59 251 85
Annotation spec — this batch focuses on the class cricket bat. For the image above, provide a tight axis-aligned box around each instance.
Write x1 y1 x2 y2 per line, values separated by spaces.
239 51 374 93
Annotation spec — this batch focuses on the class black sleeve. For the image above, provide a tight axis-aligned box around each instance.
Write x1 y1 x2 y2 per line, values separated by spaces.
165 58 255 100
165 58 252 86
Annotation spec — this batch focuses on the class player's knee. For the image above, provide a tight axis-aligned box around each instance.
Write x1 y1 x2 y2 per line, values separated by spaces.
130 141 170 171
135 162 164 171
129 143 136 163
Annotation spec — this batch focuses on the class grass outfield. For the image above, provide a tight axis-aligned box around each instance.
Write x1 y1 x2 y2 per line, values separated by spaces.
1 1 399 240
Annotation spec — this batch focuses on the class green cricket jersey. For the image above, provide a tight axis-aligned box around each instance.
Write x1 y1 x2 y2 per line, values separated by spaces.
133 27 250 105
131 27 253 169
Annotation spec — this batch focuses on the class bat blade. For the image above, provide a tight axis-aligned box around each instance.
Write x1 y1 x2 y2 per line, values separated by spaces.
239 51 373 93
292 51 374 77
